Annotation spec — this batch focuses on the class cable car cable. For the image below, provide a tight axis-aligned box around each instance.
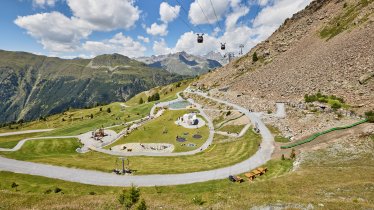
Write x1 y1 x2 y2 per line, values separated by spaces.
196 0 215 31
209 0 223 31
174 0 203 32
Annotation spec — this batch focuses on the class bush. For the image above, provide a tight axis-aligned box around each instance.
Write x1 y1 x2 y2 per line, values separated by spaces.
89 191 96 195
139 98 144 104
118 185 141 210
226 111 231 116
192 195 205 205
54 187 62 193
44 189 52 194
11 182 19 190
136 199 147 210
365 111 374 123
290 149 296 159
252 52 259 62
331 102 342 110
107 107 111 113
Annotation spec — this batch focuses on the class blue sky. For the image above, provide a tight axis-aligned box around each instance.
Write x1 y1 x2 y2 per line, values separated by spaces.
0 0 311 58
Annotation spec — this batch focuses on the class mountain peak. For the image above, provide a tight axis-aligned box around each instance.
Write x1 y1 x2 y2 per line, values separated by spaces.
91 53 133 67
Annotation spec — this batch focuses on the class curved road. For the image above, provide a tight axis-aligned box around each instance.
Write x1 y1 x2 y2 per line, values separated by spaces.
0 88 274 186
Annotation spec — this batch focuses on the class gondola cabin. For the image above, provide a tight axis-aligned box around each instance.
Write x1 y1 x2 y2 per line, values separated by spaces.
197 34 204 43
221 43 226 50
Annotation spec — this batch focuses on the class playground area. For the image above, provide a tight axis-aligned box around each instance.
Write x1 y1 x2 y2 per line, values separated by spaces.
111 143 174 153
107 109 210 152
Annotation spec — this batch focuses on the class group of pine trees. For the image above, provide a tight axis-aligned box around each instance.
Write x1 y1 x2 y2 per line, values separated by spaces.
139 92 160 104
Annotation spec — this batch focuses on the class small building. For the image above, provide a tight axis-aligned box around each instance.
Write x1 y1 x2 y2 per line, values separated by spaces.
182 113 199 125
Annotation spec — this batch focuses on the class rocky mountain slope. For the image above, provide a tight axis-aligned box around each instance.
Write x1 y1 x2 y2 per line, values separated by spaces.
136 51 222 76
0 51 185 123
197 0 373 113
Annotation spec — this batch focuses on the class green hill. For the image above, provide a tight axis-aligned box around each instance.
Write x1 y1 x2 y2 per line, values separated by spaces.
0 50 186 124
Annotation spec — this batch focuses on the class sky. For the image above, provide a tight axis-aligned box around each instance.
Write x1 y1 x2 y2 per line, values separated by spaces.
0 0 311 58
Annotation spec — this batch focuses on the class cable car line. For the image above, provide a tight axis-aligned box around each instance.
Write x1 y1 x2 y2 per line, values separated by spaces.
209 0 223 31
174 0 203 32
196 0 215 31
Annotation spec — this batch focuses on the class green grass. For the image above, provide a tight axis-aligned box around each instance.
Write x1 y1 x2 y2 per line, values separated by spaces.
0 132 45 149
1 138 81 160
107 109 210 152
320 0 373 40
218 124 245 134
1 152 372 210
0 102 153 137
108 124 127 133
267 124 290 143
125 80 193 106
0 130 261 175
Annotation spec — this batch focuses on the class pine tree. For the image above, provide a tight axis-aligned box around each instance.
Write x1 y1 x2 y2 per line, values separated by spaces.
136 199 147 210
139 98 144 104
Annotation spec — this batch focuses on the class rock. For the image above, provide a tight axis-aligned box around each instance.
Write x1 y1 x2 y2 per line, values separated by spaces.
358 71 374 84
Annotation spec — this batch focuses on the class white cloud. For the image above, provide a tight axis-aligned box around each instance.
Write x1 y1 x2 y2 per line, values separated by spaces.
253 0 311 28
33 0 57 7
82 33 146 58
160 2 180 23
14 12 91 52
153 39 174 55
189 0 229 25
225 6 249 31
15 0 141 54
67 0 140 31
146 23 168 36
257 0 270 6
137 35 150 43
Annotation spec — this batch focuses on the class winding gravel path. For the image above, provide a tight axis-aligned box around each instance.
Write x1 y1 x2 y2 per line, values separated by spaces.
0 88 274 186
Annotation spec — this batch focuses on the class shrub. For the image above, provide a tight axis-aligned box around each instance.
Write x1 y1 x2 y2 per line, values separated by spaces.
54 187 62 193
119 185 141 210
192 195 205 205
365 111 374 123
226 111 231 116
252 52 259 62
107 107 111 113
139 98 144 104
89 191 96 195
44 189 52 194
11 182 19 191
331 102 342 110
136 199 147 210
290 149 296 159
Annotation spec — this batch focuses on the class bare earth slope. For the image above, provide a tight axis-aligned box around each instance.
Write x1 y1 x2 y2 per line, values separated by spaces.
197 0 373 113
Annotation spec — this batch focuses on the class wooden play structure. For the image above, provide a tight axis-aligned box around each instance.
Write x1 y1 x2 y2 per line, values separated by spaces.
244 167 268 181
92 128 107 140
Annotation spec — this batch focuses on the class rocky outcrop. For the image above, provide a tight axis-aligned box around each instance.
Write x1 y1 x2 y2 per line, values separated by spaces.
197 0 374 113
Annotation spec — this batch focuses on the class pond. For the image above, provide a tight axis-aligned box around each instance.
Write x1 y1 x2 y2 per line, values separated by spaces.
169 100 191 109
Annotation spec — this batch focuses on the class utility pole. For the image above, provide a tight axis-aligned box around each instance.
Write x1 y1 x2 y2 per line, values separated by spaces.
239 44 244 55
224 52 235 62
118 157 126 173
